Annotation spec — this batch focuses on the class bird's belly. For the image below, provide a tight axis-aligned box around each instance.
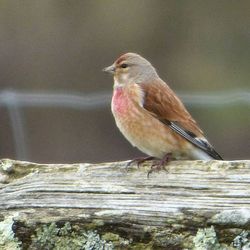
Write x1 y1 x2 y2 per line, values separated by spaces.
112 98 184 159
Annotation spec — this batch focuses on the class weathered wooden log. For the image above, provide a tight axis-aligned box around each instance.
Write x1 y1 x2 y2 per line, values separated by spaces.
0 159 250 249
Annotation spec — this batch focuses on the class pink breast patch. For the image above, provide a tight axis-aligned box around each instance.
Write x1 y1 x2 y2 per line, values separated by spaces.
112 87 130 114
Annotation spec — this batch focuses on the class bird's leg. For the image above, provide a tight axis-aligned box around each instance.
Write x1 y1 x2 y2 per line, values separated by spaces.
126 156 156 169
147 153 172 178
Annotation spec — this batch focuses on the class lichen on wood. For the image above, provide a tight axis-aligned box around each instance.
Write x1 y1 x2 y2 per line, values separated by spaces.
0 213 21 250
0 159 250 249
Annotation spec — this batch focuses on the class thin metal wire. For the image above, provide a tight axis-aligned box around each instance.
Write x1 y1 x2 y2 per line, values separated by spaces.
0 90 110 109
0 89 250 109
0 89 249 160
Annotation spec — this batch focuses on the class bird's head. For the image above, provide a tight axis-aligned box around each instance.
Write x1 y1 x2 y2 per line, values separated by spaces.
103 53 158 86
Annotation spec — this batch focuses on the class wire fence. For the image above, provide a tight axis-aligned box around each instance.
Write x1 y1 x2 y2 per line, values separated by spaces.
0 89 249 160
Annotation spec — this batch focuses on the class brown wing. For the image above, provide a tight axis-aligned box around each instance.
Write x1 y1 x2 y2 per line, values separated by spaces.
140 79 203 137
140 79 223 160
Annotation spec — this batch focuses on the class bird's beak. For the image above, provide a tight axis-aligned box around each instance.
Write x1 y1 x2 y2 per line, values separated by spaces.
103 64 115 74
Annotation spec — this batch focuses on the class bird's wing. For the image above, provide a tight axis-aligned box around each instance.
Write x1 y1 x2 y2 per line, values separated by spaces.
140 80 223 160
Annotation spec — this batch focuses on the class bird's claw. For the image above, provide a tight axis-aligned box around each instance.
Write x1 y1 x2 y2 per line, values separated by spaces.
147 153 172 178
125 156 156 170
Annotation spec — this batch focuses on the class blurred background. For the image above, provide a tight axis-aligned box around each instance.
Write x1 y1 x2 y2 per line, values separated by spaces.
0 1 249 163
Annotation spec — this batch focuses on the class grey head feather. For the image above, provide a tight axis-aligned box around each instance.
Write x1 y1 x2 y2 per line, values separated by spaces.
123 53 159 83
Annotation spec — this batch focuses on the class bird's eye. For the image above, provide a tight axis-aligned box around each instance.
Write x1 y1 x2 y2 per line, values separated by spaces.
120 63 128 68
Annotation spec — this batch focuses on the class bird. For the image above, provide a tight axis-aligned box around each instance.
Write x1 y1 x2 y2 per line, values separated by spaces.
103 52 223 169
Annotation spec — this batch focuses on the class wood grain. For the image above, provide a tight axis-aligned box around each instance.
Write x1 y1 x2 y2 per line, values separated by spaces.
0 159 250 248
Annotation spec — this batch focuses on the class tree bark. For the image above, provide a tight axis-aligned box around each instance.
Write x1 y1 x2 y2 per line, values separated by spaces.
0 159 249 249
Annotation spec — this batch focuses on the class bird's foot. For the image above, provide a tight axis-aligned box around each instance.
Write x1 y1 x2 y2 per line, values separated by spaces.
126 156 156 169
147 153 172 178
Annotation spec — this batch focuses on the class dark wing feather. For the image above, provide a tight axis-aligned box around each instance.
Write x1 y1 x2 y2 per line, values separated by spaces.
160 119 223 160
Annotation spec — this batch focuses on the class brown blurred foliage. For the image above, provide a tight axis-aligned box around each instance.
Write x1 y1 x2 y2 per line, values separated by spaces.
0 1 249 162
